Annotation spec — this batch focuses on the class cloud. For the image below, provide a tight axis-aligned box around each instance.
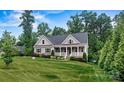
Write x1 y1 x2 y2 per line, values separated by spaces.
0 10 53 31
33 13 45 20
0 10 23 28
32 23 38 29
45 10 64 14
32 11 52 30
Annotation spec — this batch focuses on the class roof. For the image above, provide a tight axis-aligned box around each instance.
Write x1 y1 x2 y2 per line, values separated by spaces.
47 32 88 45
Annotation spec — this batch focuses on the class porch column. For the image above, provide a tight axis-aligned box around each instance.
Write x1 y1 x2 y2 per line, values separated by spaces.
77 46 79 56
66 47 67 56
59 47 61 56
70 47 72 56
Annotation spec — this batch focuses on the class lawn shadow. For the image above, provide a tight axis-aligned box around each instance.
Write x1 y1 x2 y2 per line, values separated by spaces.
0 66 18 70
43 74 60 81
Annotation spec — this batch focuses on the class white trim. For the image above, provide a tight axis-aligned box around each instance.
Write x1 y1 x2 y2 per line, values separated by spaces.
34 35 53 47
61 34 80 44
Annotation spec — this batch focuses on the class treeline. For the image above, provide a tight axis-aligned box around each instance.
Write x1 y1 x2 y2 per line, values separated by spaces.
98 11 124 81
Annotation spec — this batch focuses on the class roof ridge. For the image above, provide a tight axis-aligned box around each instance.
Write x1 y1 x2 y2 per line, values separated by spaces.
47 32 87 38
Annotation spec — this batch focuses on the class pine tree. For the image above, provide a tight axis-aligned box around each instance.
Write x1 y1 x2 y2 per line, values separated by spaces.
19 10 35 56
111 24 124 81
103 28 121 71
98 39 111 69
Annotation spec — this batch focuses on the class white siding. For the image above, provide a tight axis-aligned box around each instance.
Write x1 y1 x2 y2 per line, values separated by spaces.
35 35 52 46
62 34 80 44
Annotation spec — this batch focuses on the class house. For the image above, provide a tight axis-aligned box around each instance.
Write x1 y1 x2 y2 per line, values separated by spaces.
16 46 25 54
34 32 88 58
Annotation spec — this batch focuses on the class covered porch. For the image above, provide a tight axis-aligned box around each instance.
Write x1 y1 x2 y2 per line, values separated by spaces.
54 45 86 57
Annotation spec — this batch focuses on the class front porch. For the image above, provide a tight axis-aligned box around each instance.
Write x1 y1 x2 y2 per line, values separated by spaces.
54 46 84 57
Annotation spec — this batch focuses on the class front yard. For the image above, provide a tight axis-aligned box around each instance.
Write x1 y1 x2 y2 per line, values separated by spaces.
0 56 113 82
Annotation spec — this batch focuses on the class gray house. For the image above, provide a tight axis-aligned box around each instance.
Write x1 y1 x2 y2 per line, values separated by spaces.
34 32 88 58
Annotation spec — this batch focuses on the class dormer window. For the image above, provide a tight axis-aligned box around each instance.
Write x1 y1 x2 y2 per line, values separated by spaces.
69 39 73 44
42 40 45 44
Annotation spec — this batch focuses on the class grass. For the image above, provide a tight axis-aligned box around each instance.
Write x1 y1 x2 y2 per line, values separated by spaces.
0 56 114 82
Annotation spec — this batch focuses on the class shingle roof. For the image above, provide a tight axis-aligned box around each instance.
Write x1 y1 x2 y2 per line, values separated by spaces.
47 32 88 45
72 32 88 43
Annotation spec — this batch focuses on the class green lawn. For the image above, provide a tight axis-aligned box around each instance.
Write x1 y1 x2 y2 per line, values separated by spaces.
0 56 113 82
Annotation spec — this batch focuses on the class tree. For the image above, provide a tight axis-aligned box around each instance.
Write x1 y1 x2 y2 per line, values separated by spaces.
96 13 112 42
98 11 124 81
37 22 51 36
19 10 35 56
0 38 2 49
18 33 25 46
98 38 111 69
32 32 38 46
103 28 120 71
79 11 112 61
67 13 84 33
80 10 97 33
1 31 16 66
112 28 124 81
52 26 66 36
88 33 103 61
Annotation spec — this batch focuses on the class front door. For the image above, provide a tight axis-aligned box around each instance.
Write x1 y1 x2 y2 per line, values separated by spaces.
67 47 71 56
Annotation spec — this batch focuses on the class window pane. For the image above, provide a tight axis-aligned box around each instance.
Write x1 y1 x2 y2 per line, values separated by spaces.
45 48 50 52
36 49 41 52
42 40 44 44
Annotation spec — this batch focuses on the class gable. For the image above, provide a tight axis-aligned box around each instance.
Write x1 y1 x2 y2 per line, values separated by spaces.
62 34 80 44
34 35 52 46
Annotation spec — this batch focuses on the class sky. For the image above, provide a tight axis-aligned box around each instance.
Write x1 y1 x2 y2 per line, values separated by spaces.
0 10 122 38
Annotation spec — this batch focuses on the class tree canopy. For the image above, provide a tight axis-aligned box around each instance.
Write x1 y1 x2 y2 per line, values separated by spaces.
52 26 66 36
37 22 51 36
19 10 35 56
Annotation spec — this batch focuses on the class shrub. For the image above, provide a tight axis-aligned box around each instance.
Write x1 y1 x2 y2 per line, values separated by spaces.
70 57 83 62
3 56 13 66
51 50 55 56
32 53 40 57
41 54 50 58
82 52 87 62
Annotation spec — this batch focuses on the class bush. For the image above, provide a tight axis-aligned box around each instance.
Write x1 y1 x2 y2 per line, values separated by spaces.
82 52 87 62
70 57 83 62
41 54 50 58
32 53 40 57
51 50 55 56
3 56 13 66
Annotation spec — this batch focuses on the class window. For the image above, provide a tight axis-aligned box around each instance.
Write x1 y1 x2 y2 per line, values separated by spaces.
36 49 41 53
45 48 50 52
72 47 77 52
69 39 73 44
42 40 45 44
55 48 60 52
61 47 66 52
80 47 84 52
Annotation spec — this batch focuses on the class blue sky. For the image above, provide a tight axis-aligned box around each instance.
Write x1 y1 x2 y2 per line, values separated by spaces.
0 10 122 38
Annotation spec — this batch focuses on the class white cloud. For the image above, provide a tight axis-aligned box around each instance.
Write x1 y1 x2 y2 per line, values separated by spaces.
32 11 52 30
32 23 38 29
13 10 24 14
45 10 64 14
0 11 23 27
33 13 45 20
0 10 53 31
